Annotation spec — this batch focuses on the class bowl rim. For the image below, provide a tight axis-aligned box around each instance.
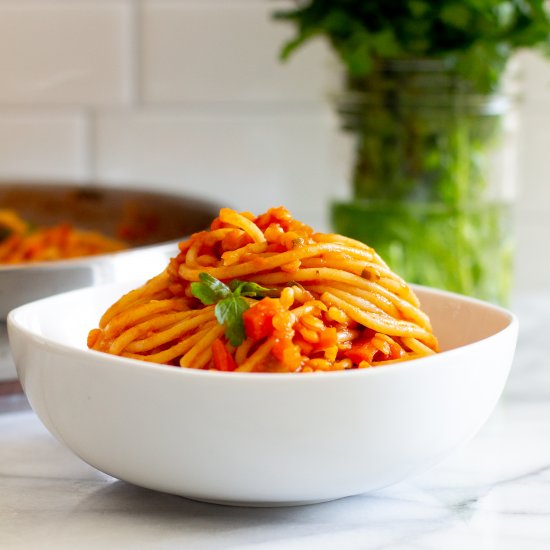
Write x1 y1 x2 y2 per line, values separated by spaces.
7 282 518 383
0 239 179 273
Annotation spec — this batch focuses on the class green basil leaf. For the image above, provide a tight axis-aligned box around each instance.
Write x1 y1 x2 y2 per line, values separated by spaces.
215 296 250 347
191 273 277 346
191 272 230 305
229 279 273 298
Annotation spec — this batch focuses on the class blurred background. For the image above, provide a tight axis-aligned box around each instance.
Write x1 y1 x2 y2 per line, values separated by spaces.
0 0 548 293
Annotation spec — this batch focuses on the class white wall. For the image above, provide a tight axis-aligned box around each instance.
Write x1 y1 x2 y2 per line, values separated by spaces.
514 52 550 291
0 0 548 291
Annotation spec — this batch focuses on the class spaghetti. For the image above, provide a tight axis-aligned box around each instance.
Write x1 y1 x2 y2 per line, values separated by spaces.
0 209 127 264
88 207 439 372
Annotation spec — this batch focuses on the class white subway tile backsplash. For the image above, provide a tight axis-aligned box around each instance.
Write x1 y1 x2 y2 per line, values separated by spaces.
514 214 550 291
0 0 546 292
516 51 550 105
141 1 338 104
516 111 550 212
94 108 339 229
0 110 87 179
0 2 132 106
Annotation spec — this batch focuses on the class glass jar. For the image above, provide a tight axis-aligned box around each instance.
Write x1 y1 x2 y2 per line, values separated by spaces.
331 58 518 304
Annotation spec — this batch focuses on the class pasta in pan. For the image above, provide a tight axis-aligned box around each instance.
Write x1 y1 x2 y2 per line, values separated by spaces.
0 209 127 264
88 207 438 373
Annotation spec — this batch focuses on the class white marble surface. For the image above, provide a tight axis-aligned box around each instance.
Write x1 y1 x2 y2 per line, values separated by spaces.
0 293 549 550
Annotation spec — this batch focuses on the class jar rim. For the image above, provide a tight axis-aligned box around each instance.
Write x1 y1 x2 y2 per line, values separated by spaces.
335 91 511 115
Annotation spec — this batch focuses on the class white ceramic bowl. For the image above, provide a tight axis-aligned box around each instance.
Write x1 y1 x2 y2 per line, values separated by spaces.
7 283 518 506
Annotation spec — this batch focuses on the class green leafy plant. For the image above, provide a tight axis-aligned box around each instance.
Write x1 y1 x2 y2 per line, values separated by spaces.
275 0 550 93
190 273 275 346
273 1 550 304
274 1 550 201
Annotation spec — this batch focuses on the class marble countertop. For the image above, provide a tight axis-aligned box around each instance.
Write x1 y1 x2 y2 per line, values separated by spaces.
1 293 549 550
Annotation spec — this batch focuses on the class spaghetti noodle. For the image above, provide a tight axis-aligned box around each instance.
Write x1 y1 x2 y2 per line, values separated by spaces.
0 209 127 264
88 207 439 372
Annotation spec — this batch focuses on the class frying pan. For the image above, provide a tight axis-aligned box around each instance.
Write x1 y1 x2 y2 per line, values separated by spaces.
0 182 221 386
